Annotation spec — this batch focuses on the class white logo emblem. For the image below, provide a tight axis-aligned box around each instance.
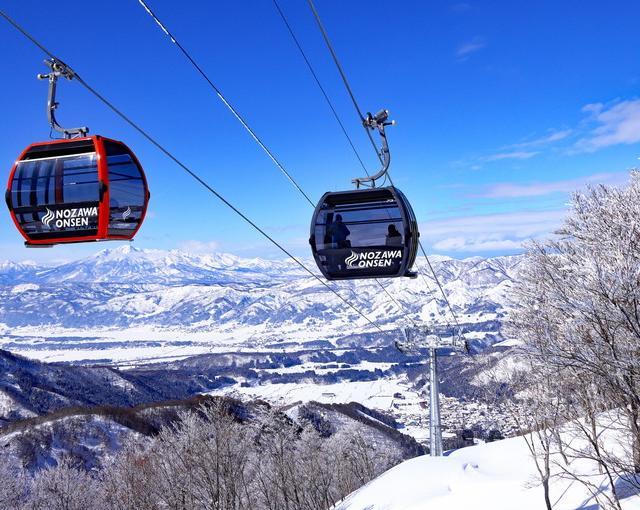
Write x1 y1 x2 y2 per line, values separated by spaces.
345 251 358 267
122 206 132 220
42 208 54 228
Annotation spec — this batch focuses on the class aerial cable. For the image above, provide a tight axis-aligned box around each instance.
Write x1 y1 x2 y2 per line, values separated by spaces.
136 1 414 327
272 0 417 325
0 8 385 334
271 0 369 177
419 243 459 330
136 0 315 208
306 0 384 166
377 282 418 327
305 0 463 335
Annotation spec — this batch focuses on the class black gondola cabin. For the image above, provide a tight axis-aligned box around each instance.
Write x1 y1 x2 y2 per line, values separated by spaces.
310 187 419 280
5 136 149 247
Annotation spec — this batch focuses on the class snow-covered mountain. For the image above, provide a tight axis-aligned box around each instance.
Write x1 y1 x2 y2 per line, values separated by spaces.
6 245 303 285
0 260 39 284
0 245 520 364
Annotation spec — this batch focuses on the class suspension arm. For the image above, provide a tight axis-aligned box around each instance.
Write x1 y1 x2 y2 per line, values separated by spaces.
37 58 88 139
352 109 394 188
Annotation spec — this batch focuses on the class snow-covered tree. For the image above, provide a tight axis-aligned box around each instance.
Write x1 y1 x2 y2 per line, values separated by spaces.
510 171 640 508
29 457 103 510
61 400 400 510
0 457 27 510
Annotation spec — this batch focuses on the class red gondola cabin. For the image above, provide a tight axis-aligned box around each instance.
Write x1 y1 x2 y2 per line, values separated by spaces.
5 136 149 247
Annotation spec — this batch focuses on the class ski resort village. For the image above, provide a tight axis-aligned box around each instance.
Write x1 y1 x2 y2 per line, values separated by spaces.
1 1 640 509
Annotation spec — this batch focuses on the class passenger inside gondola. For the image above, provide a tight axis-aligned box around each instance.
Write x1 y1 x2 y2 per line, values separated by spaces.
327 214 350 248
386 224 402 246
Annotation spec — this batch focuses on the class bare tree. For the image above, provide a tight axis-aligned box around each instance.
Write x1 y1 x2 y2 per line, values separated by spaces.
5 398 407 509
0 457 27 510
28 457 103 510
100 440 158 510
508 171 640 508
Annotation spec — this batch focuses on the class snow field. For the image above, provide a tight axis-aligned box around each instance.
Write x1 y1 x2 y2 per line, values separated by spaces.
336 417 640 510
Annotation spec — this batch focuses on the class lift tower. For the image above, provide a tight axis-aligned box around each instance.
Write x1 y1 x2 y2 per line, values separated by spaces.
396 325 465 456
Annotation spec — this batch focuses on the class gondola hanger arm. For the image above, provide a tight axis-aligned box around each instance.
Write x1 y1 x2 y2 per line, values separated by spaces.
37 58 89 139
352 109 395 189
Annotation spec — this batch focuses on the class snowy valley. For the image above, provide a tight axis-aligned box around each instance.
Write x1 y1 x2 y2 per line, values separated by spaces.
0 246 519 446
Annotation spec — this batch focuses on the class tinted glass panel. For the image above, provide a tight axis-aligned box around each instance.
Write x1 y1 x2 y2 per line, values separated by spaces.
314 198 405 278
22 139 94 160
105 142 145 237
315 202 403 250
9 152 99 238
398 190 419 271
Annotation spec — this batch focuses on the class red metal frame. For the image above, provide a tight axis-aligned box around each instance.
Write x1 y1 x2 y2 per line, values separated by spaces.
6 143 33 245
99 135 150 242
92 136 110 239
6 135 149 246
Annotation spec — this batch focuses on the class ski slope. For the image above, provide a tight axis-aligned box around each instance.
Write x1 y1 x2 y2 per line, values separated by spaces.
335 433 640 510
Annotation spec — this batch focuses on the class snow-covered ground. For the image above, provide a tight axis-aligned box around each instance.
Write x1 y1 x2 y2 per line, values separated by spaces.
336 425 640 510
0 246 522 446
212 377 432 442
212 372 517 444
0 322 333 364
218 378 406 407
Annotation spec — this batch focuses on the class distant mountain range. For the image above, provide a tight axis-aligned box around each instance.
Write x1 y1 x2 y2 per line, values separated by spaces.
0 245 520 359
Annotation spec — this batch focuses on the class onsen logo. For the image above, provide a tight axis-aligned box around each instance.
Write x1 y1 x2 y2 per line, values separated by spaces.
41 207 98 229
344 249 402 269
42 208 54 228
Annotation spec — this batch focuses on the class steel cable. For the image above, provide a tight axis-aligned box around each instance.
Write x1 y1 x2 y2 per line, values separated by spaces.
304 0 463 334
137 0 315 208
0 8 386 334
137 1 416 327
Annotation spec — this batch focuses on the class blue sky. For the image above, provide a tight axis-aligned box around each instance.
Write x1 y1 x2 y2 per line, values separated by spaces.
1 0 639 263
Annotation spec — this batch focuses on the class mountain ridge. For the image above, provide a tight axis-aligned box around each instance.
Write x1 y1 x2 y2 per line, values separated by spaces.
0 246 521 363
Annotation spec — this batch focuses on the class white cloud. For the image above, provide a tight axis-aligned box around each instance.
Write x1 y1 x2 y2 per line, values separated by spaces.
475 130 570 165
460 97 639 168
574 99 640 152
484 151 539 161
424 209 566 253
477 172 628 198
425 209 564 237
456 38 486 59
508 129 572 149
582 103 604 115
433 236 524 252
